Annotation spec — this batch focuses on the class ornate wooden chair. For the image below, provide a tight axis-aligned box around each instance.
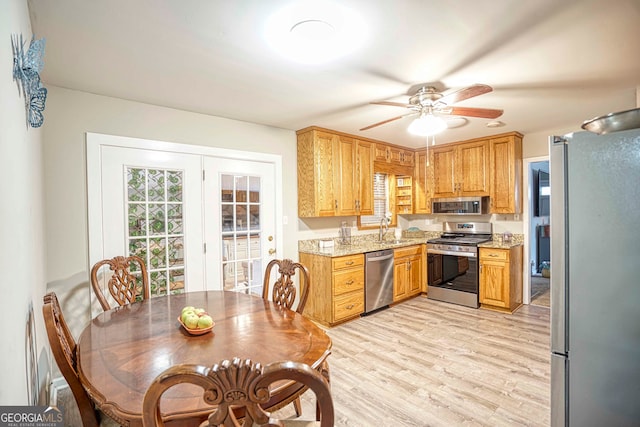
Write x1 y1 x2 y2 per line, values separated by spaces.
262 259 310 315
42 292 101 427
90 255 150 311
262 259 312 418
142 357 334 427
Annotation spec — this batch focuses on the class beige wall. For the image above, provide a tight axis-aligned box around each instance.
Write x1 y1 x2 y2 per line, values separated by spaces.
43 86 298 286
0 0 48 405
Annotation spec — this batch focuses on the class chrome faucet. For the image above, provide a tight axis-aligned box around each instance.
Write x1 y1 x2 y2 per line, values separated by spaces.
379 216 389 242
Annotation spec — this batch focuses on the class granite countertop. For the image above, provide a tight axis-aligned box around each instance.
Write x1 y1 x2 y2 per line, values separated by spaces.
478 241 523 249
299 231 524 257
299 236 429 257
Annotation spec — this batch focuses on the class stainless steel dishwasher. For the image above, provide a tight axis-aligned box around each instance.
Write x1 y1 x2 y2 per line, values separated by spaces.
364 249 394 314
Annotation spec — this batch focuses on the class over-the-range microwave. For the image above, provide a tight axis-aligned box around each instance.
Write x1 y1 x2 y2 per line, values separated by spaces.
432 196 489 215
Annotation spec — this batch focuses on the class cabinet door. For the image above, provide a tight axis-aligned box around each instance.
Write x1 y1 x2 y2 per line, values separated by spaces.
480 259 509 308
373 143 389 162
432 146 457 197
356 140 374 215
393 260 408 301
408 255 422 295
333 136 357 216
297 130 336 217
414 150 432 213
489 135 522 214
458 140 489 196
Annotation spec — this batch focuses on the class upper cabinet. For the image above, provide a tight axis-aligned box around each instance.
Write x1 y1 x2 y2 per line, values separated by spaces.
489 133 523 214
374 143 414 167
413 149 433 214
432 140 489 198
297 127 374 217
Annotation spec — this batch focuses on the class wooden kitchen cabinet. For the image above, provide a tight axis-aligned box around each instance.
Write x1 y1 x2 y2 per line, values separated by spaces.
489 132 523 214
479 245 523 313
432 139 489 198
299 252 365 326
393 245 423 302
297 127 373 217
413 149 433 214
374 143 414 167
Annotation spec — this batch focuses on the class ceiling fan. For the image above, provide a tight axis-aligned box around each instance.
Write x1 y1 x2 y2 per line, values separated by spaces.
360 83 503 136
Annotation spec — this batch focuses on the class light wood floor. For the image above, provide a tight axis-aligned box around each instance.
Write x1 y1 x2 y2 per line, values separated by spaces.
58 296 551 426
298 296 551 426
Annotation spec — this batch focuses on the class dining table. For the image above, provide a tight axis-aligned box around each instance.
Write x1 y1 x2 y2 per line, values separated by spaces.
77 290 332 427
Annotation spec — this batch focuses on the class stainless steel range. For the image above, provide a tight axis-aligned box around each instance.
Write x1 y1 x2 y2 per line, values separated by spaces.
426 222 492 308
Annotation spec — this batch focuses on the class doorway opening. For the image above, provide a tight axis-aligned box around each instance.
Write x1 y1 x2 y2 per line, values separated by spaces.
529 160 550 307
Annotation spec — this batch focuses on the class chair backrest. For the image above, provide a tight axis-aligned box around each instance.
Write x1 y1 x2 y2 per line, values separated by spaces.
262 259 310 314
142 357 334 427
90 255 150 311
42 292 100 427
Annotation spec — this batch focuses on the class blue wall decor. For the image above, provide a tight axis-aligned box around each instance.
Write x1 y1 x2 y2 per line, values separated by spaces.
12 34 47 128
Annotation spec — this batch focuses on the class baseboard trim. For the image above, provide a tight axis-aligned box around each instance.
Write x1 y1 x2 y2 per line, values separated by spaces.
50 376 68 406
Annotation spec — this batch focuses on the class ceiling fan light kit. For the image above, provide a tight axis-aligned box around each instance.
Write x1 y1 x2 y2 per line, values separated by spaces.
407 114 447 136
362 83 503 137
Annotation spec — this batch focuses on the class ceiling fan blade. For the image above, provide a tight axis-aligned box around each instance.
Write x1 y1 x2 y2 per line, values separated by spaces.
371 101 411 108
445 106 503 119
360 113 417 131
439 84 493 105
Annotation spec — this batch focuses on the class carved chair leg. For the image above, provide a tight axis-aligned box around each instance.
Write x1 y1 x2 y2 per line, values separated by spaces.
316 360 331 421
293 397 303 417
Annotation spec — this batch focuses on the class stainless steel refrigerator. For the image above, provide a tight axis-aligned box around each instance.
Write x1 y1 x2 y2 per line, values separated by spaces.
550 126 640 426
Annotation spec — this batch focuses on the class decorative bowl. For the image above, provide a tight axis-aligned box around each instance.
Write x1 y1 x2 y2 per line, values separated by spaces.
177 316 214 335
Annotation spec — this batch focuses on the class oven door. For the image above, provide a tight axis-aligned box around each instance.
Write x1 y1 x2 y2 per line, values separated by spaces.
427 249 479 307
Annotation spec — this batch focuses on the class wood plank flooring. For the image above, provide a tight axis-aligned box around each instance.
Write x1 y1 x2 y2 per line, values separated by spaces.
58 296 550 426
294 296 551 426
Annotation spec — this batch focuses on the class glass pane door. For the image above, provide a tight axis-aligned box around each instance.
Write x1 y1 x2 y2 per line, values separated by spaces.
126 167 186 296
204 157 277 294
221 174 263 294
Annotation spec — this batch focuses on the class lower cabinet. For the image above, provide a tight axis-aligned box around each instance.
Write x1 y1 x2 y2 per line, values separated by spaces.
393 245 424 302
299 252 365 326
479 245 523 313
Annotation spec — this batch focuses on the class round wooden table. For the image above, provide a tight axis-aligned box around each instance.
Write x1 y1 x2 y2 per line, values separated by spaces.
77 291 332 426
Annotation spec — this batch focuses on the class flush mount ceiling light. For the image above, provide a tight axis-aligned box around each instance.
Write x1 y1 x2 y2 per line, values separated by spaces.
486 120 505 128
265 1 367 65
407 112 447 136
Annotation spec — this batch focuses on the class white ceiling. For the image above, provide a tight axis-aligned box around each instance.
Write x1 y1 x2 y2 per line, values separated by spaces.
28 0 640 148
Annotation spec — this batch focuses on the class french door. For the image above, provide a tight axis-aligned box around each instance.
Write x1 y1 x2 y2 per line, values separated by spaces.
87 133 280 312
203 157 277 296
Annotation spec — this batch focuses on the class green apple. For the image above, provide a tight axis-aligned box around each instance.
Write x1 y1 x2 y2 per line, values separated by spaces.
181 306 195 315
181 309 196 323
183 313 200 329
197 314 213 329
194 308 206 316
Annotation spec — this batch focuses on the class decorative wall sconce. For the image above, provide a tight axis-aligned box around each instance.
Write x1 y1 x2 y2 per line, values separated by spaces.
11 34 47 128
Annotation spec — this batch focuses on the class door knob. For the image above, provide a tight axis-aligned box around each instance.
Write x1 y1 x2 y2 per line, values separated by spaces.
268 248 276 255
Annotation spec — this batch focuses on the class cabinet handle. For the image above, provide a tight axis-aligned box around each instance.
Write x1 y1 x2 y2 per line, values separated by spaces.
489 254 499 257
345 261 354 265
335 200 338 210
346 304 354 310
345 279 354 285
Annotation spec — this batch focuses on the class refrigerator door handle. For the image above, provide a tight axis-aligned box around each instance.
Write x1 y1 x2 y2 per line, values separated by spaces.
550 136 568 355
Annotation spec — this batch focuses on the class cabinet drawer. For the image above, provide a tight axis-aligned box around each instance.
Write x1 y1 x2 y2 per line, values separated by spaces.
333 269 364 296
394 245 422 259
334 291 364 321
332 254 364 270
480 248 508 261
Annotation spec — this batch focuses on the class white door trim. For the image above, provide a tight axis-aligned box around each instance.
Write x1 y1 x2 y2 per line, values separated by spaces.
86 132 283 281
